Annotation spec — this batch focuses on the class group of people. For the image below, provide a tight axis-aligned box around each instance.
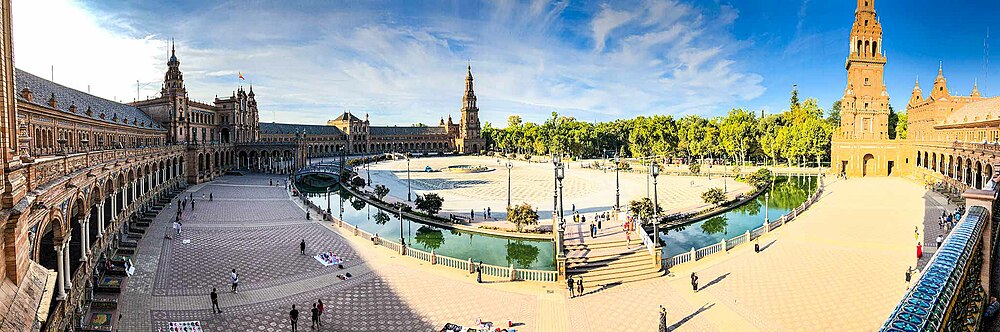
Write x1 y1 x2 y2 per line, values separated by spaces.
566 275 585 298
471 207 494 220
937 207 964 232
288 300 326 331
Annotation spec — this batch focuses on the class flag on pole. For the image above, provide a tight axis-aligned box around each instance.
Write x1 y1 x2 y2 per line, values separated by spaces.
238 72 245 80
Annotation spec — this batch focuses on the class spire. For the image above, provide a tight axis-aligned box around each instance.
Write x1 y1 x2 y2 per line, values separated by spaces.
462 64 477 110
973 79 982 97
937 61 944 78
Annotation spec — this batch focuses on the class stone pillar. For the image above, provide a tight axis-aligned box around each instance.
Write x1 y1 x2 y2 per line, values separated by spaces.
54 245 66 300
62 241 72 290
80 214 89 261
96 202 105 237
111 191 118 224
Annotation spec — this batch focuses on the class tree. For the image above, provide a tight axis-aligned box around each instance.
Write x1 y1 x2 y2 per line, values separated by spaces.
888 104 899 139
414 226 445 250
719 109 758 164
827 100 842 126
628 197 661 222
374 210 390 225
746 168 773 189
414 193 444 215
350 176 366 188
688 163 701 175
506 241 541 268
374 184 390 200
895 111 908 139
701 188 727 206
507 203 539 232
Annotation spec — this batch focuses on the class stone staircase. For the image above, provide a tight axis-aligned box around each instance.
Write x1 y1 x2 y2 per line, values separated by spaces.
565 238 663 289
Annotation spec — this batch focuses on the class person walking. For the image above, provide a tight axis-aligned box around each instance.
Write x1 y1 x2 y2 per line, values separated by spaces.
306 211 310 220
597 215 602 230
316 299 324 327
487 207 491 219
690 272 699 292
476 261 483 283
567 275 576 298
471 209 475 220
905 266 914 289
191 200 196 211
935 235 943 248
659 305 668 332
230 269 239 293
310 303 319 329
576 277 584 296
210 288 222 313
300 240 306 255
210 193 213 201
917 242 923 259
289 305 299 332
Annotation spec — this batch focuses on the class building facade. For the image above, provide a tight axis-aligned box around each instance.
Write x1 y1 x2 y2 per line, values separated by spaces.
831 0 1000 190
0 2 487 329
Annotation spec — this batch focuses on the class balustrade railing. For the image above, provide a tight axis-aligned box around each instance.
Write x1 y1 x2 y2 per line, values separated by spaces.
881 205 990 331
637 223 655 255
665 185 824 269
298 194 557 282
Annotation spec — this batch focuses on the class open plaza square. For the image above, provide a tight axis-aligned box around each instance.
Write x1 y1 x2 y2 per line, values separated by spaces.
2 1 1000 331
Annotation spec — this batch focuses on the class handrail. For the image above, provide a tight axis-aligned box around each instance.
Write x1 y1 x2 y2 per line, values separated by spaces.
880 205 990 331
636 222 655 255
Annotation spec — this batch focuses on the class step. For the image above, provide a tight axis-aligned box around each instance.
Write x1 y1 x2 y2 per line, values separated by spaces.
571 261 658 280
565 247 648 263
566 254 650 270
583 270 664 292
568 256 653 274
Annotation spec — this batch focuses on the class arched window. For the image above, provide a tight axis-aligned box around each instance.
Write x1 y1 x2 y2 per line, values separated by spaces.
857 40 863 54
872 41 878 55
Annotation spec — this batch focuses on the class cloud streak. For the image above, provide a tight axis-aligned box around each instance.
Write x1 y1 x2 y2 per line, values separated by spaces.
12 0 766 127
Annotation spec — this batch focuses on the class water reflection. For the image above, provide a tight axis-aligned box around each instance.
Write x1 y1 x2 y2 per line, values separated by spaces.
296 183 555 270
661 175 816 257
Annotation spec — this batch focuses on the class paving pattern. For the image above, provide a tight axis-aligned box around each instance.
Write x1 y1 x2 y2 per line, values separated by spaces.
119 173 944 331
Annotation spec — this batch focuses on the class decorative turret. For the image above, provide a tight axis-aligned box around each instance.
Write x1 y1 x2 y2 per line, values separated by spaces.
972 79 981 97
908 78 922 108
930 62 949 100
162 40 186 97
463 64 477 110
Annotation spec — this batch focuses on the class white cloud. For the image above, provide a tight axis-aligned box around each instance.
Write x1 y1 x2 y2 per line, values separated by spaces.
10 0 767 127
12 0 168 103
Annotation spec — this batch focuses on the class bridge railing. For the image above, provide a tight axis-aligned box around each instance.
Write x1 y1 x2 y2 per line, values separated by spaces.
880 204 991 331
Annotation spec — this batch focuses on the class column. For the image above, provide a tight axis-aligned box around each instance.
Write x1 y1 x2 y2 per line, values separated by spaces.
111 192 118 225
62 241 72 290
79 215 89 261
96 203 104 237
54 245 66 299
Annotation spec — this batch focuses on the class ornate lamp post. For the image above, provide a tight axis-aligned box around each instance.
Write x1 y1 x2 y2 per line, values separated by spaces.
506 159 513 210
552 153 566 279
398 207 405 245
326 186 331 214
615 153 621 211
651 162 660 242
406 154 412 201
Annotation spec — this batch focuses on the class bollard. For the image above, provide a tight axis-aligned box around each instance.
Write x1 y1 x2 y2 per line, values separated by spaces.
689 247 696 262
721 239 727 253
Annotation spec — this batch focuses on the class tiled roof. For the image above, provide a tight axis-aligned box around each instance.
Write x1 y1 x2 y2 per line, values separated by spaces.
332 112 362 122
944 97 1000 125
15 69 164 130
370 126 448 136
260 122 345 136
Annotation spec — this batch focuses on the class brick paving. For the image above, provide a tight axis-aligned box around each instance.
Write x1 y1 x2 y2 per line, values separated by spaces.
119 173 943 331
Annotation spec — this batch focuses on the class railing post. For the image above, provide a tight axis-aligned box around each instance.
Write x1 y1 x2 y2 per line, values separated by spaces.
689 247 696 262
721 239 727 253
744 230 750 243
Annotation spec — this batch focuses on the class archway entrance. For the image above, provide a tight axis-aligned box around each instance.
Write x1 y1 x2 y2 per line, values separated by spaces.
862 154 875 177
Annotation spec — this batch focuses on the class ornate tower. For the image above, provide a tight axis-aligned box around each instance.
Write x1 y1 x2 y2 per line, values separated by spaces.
930 63 950 100
161 41 185 98
840 0 890 140
457 65 484 153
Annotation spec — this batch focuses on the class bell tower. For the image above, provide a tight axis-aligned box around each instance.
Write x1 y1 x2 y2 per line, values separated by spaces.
840 0 890 140
456 65 485 154
162 41 186 98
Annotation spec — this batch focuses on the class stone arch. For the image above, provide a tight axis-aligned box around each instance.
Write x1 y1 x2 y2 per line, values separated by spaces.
976 160 984 189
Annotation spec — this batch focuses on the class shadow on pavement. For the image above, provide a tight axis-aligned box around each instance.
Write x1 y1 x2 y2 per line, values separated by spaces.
699 273 730 291
667 303 715 331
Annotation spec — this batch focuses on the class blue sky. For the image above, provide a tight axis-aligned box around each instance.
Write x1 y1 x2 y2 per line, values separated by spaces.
10 0 999 126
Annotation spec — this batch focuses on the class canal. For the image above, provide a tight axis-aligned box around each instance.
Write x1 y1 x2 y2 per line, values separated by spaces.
658 174 820 258
297 183 557 270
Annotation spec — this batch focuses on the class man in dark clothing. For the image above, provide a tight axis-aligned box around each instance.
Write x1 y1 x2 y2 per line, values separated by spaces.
289 305 299 332
691 272 699 292
567 275 576 298
191 200 195 211
210 193 213 201
476 262 483 283
210 288 222 313
311 303 319 328
300 240 306 255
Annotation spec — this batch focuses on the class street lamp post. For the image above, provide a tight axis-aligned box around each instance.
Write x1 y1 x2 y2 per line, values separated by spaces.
506 160 513 210
326 186 331 214
764 190 770 227
398 207 404 244
614 153 621 211
553 154 566 257
651 163 660 244
406 155 412 201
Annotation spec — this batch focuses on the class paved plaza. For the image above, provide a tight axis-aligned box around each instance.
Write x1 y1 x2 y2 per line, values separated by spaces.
364 156 752 223
118 173 944 331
